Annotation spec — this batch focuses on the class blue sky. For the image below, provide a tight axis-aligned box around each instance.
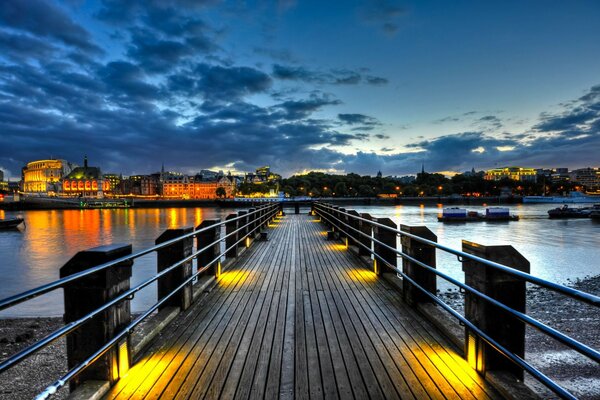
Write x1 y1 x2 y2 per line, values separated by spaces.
1 0 600 178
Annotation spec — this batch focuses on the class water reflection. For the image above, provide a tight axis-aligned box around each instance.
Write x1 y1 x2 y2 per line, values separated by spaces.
351 203 600 287
0 207 232 317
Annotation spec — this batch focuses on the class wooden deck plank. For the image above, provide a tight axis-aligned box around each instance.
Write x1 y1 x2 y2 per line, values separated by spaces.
105 213 504 400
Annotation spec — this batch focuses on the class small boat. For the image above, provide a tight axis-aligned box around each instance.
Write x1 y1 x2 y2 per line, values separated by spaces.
483 207 519 221
438 207 518 222
0 217 24 229
547 205 593 219
589 204 600 220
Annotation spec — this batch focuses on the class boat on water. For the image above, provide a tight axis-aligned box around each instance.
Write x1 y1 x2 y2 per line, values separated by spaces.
438 207 519 222
0 217 24 229
547 204 597 219
524 191 600 204
21 196 131 209
586 204 600 220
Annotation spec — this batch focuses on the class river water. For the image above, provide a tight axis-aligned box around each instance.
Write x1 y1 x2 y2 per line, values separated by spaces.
1 203 599 317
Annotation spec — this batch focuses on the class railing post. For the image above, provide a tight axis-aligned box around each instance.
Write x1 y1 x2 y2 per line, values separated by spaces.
156 226 194 311
358 213 373 257
196 219 221 276
462 241 530 379
294 203 300 214
373 218 397 275
400 226 437 305
225 213 238 258
59 244 133 390
346 210 360 247
338 207 348 243
237 210 249 248
248 207 257 238
332 206 340 231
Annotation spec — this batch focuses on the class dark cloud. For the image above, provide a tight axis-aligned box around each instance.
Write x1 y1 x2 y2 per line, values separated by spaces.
358 0 406 35
0 0 102 54
195 63 273 102
272 64 388 86
374 134 390 139
475 115 503 130
338 113 380 126
274 94 342 120
0 31 58 62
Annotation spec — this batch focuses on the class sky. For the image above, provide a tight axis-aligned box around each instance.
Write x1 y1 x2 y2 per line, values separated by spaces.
1 0 600 179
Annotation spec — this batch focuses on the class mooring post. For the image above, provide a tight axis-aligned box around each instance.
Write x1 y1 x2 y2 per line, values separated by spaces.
338 207 348 243
196 219 221 276
248 207 257 238
346 210 360 247
156 226 194 311
373 218 397 275
225 213 238 258
462 240 529 379
358 213 374 257
237 210 249 248
60 244 133 390
400 225 437 305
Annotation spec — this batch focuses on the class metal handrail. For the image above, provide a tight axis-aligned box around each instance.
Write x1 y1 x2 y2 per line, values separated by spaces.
313 202 599 400
315 202 600 307
0 205 276 312
0 204 279 375
35 205 280 399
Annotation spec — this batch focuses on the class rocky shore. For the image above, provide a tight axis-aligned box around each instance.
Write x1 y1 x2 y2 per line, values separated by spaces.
440 274 600 399
1 276 599 399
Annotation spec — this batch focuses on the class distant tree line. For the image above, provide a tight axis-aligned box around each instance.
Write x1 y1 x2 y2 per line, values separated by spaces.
277 172 581 198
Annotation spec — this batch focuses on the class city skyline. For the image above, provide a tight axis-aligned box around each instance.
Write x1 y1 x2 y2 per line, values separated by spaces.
1 1 600 180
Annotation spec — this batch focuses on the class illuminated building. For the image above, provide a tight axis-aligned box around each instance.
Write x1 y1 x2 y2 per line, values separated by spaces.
162 174 238 199
570 167 600 188
245 166 281 184
103 174 122 193
484 167 537 183
62 156 109 197
23 159 74 193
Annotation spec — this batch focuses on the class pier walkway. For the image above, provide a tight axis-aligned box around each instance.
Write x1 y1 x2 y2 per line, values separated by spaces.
104 214 502 400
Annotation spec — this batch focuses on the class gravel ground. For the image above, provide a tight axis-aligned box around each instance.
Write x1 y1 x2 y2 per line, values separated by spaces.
0 318 68 400
440 275 600 399
1 277 598 400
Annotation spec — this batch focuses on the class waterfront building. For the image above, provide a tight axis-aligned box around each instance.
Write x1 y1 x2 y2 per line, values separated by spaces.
62 157 109 197
162 174 237 199
22 159 75 194
570 167 600 189
484 167 537 182
0 169 3 181
246 166 281 184
103 174 122 193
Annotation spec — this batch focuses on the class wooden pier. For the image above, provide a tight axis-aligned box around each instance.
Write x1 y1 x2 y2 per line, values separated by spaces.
104 214 503 400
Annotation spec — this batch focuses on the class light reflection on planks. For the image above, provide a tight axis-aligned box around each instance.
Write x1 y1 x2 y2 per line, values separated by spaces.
105 214 504 400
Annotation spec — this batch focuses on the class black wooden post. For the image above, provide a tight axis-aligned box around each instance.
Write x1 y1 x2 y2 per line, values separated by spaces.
401 225 437 305
373 218 397 275
338 207 348 243
196 219 221 276
346 210 360 247
60 244 133 390
248 207 257 238
462 240 530 379
156 226 193 311
225 213 238 258
294 203 300 214
358 213 373 257
332 206 340 231
237 210 248 248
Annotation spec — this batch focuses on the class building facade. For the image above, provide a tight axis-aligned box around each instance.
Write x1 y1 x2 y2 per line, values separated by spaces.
162 174 237 199
22 159 73 193
62 157 109 197
570 168 600 188
484 167 537 183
